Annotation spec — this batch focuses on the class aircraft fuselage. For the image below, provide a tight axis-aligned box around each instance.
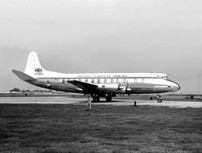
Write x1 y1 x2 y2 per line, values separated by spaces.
28 73 179 95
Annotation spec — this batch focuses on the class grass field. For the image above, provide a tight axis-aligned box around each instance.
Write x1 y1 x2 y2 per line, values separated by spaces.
0 104 202 153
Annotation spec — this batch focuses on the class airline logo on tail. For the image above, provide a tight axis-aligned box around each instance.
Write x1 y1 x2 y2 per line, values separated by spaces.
35 68 43 75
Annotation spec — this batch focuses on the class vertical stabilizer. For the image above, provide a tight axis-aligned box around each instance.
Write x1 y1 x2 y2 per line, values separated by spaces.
24 52 44 77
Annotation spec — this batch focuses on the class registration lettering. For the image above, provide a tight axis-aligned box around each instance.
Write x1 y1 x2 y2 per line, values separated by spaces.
35 68 43 75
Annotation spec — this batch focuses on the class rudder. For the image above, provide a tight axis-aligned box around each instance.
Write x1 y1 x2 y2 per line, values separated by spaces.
24 52 44 77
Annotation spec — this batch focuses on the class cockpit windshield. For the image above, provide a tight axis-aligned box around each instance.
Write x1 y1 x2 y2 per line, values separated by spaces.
162 76 168 80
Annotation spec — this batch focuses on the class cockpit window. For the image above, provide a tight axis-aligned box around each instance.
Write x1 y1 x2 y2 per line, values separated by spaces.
156 75 168 79
162 76 168 80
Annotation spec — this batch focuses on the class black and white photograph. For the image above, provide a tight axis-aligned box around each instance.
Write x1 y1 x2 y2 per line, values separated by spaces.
0 0 202 152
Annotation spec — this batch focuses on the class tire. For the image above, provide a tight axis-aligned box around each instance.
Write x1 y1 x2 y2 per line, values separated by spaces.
157 98 163 103
93 97 100 102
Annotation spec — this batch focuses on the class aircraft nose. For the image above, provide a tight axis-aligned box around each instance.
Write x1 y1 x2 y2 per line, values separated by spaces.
172 81 180 91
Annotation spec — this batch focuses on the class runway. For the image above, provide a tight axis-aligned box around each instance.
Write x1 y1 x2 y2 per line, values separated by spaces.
0 96 202 108
95 100 202 108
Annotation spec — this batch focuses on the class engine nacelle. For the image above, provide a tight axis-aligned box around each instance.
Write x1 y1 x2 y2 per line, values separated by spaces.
97 84 130 94
97 84 119 92
118 86 127 93
118 86 132 94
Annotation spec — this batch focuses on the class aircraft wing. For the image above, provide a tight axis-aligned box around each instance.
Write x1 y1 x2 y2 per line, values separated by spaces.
67 80 98 92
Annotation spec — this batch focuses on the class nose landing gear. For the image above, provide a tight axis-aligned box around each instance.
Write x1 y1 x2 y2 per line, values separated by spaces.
157 97 163 103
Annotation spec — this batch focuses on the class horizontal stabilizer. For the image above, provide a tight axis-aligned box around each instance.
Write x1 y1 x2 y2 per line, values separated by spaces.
68 80 98 91
12 70 35 81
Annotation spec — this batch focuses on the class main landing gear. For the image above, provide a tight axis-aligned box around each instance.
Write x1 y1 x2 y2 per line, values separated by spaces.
93 96 100 102
91 94 100 102
91 93 112 102
86 93 112 111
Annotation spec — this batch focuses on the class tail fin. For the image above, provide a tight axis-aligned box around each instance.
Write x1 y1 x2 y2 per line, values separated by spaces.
24 52 45 77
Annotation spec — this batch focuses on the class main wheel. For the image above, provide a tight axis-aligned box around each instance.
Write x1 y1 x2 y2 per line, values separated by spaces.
93 97 100 102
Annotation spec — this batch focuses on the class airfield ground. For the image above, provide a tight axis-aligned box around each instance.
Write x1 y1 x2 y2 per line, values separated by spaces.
0 97 202 153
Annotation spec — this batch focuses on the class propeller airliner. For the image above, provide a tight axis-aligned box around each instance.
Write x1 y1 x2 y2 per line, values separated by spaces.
13 52 180 103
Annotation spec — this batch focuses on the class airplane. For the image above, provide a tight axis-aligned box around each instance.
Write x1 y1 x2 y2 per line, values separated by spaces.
13 52 180 103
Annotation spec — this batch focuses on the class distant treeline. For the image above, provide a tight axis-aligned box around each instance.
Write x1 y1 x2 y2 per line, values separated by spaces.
9 88 59 93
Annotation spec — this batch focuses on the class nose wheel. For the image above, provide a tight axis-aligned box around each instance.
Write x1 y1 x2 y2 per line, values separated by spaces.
157 98 163 103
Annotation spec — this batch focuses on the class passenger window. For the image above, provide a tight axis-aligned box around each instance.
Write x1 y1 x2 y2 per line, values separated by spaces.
116 79 119 83
111 79 114 83
85 79 88 83
104 79 107 84
97 79 100 83
47 80 50 84
91 79 94 83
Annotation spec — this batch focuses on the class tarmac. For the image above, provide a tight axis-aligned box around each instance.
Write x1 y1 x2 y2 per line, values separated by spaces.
95 100 202 108
0 96 202 108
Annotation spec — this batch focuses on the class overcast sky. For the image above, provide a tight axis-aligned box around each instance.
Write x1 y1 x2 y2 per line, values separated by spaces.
0 0 202 93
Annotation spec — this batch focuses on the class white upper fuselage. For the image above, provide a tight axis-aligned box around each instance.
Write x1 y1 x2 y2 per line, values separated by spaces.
33 69 180 94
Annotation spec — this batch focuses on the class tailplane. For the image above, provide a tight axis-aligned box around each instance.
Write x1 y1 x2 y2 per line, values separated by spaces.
12 70 35 81
24 52 45 77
